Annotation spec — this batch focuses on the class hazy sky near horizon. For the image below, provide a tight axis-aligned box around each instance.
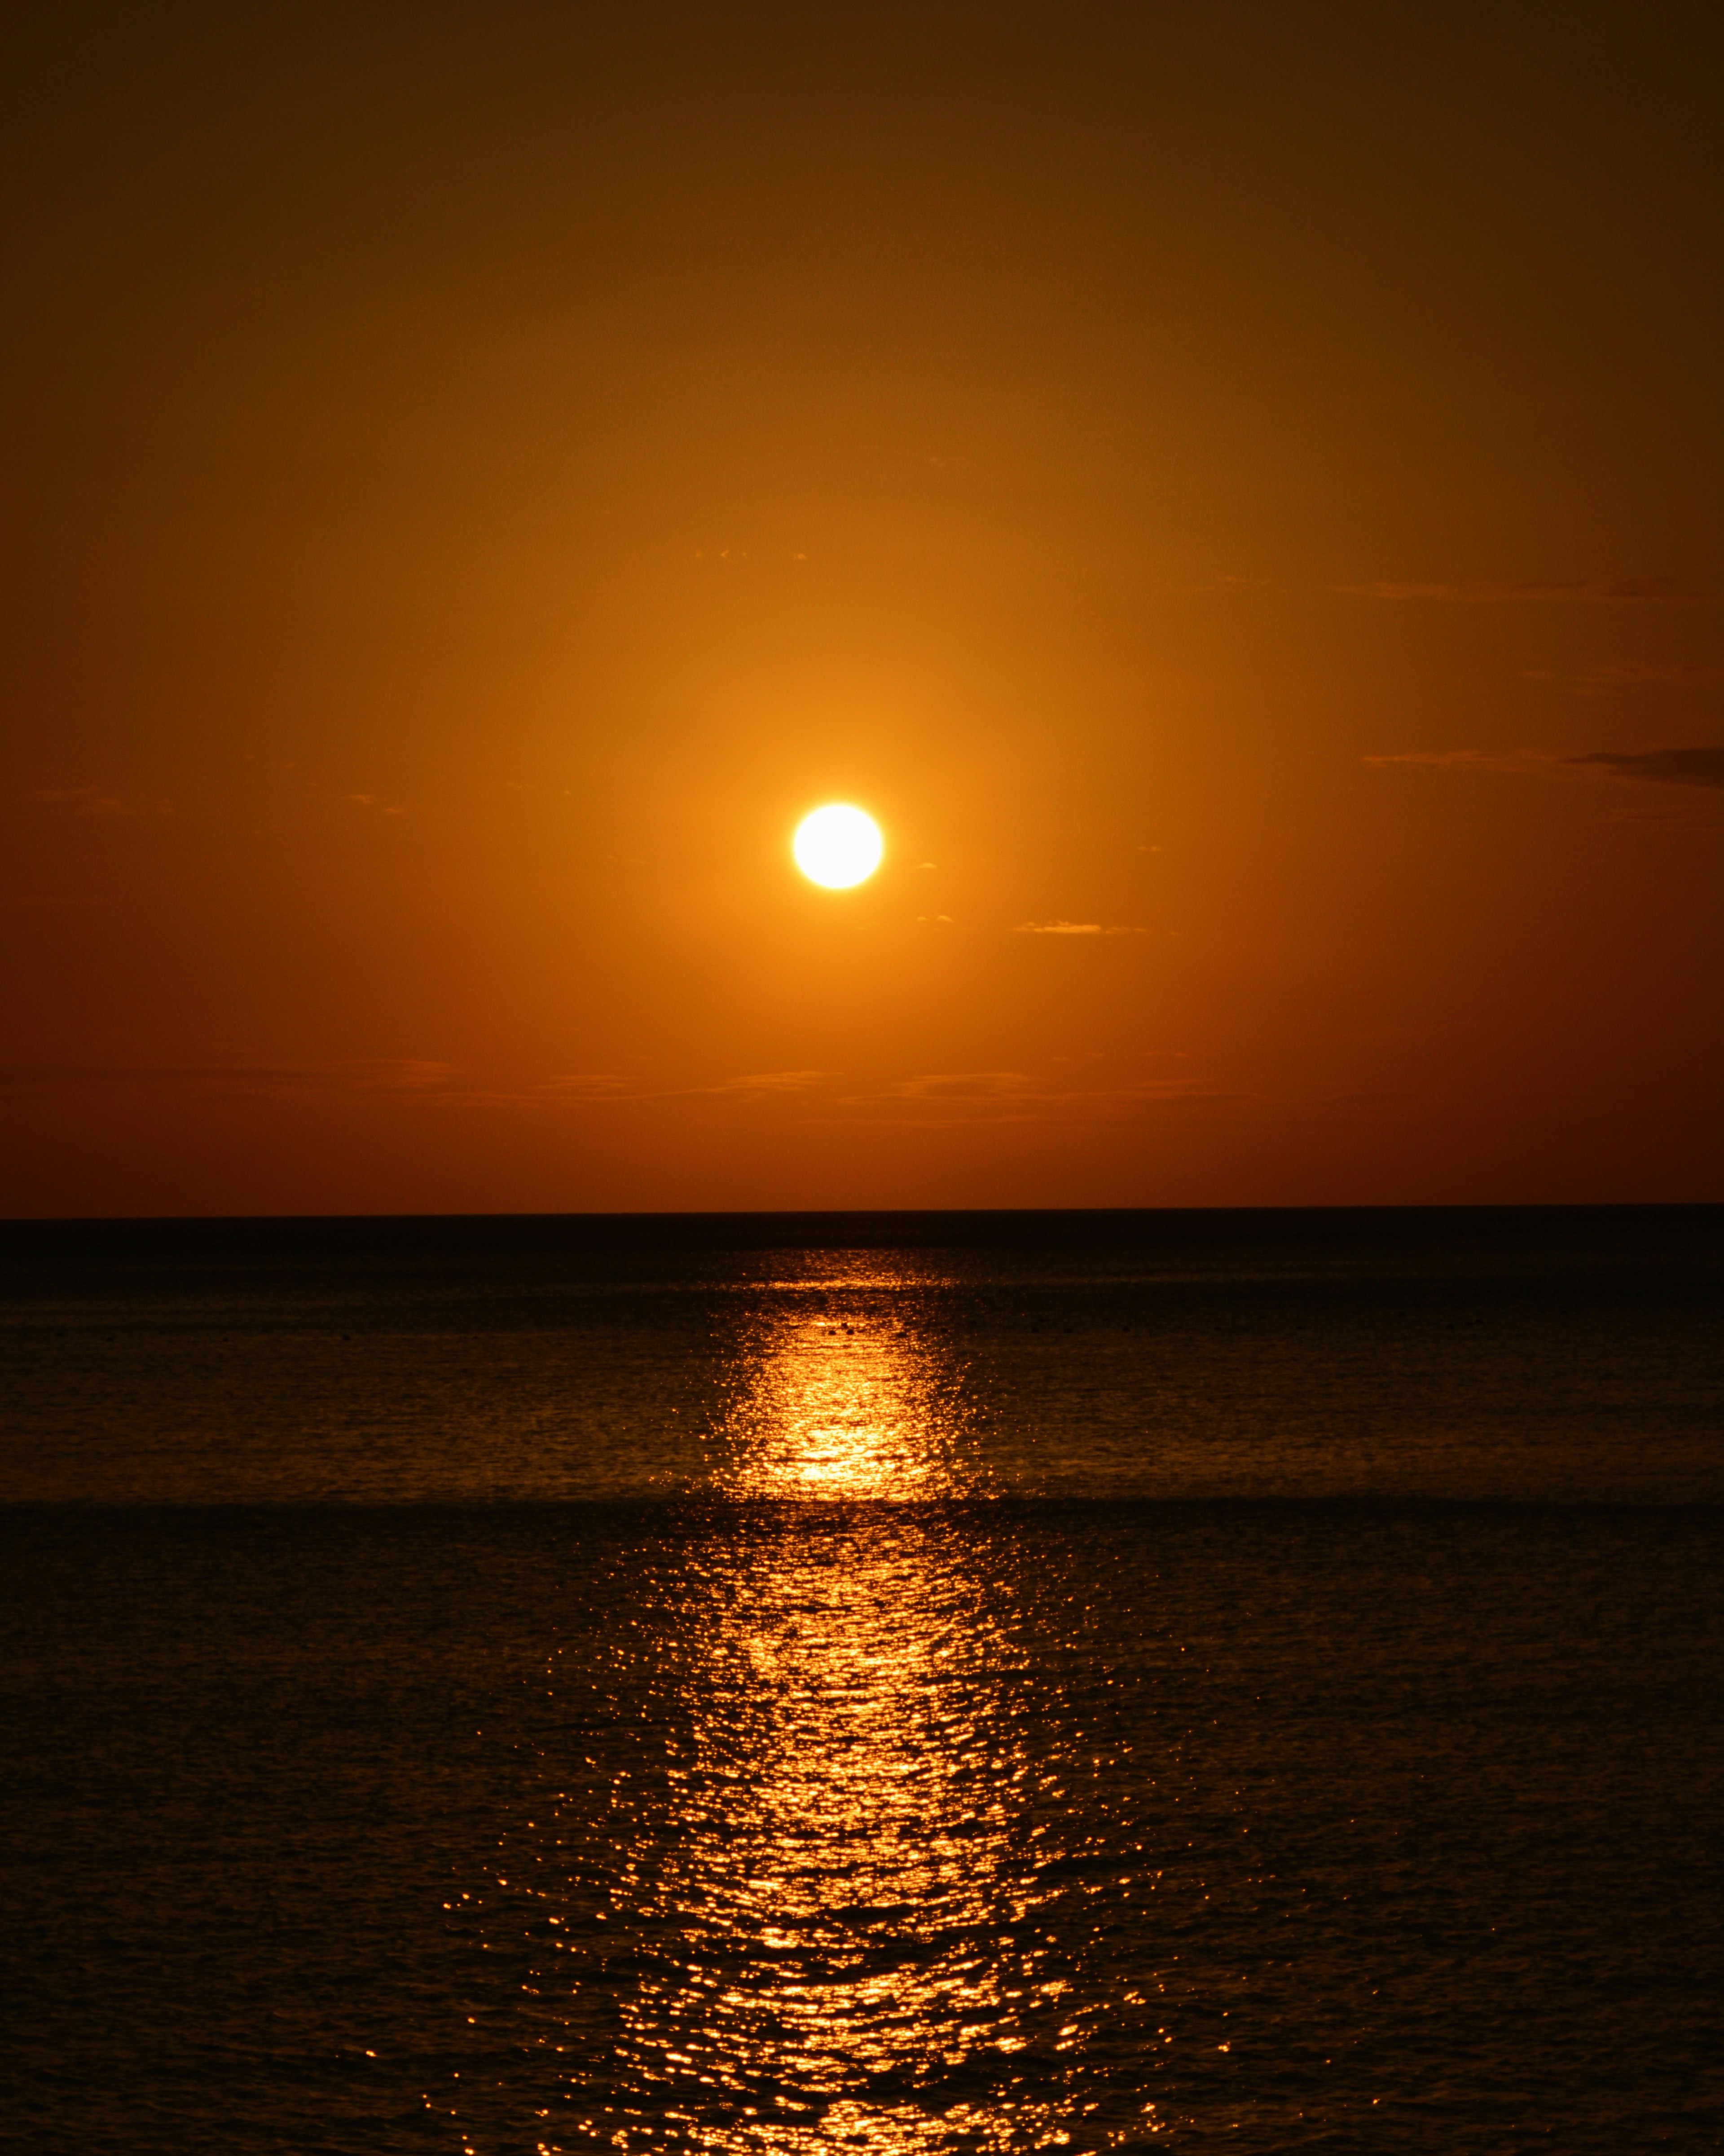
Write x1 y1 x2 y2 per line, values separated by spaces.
3 0 1720 1216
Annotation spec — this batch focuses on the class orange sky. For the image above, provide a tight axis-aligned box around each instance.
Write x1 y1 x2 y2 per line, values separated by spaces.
3 2 1720 1216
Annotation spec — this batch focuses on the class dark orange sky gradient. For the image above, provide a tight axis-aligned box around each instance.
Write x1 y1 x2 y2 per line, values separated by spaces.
3 1 1720 1215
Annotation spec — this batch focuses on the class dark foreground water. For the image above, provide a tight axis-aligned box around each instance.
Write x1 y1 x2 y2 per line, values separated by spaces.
2 1207 1720 2152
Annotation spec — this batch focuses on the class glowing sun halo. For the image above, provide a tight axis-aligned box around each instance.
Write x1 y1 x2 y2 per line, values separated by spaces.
793 803 883 888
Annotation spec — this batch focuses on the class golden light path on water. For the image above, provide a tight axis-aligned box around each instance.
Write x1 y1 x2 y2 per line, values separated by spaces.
604 1534 1060 2151
714 1264 977 1500
452 1258 1154 2152
609 1269 1071 2147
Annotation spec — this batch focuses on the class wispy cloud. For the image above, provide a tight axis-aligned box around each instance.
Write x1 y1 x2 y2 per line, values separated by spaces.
0 1060 846 1115
310 1059 454 1092
0 1058 458 1101
1365 744 1723 790
414 1068 840 1109
893 1071 1034 1101
1338 577 1707 604
818 1075 1244 1128
703 1069 836 1098
446 1068 841 1109
517 1069 838 1106
1517 662 1724 697
1012 919 1144 936
30 788 173 817
0 1060 691 1113
800 1064 1240 1128
1604 805 1722 827
528 1073 634 1100
1363 748 1560 777
1567 746 1724 789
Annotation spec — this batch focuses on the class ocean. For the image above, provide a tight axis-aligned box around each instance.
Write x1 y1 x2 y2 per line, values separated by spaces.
3 1206 1720 2152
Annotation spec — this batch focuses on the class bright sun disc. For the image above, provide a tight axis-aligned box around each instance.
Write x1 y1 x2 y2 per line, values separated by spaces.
793 804 882 888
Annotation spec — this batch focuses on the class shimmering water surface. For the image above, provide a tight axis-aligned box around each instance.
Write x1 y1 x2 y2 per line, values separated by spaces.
3 1208 1721 2152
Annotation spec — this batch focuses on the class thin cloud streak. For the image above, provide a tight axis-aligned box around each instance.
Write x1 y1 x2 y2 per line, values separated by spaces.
1364 745 1724 789
891 1071 1034 1101
1567 747 1724 789
1338 577 1709 604
29 788 174 818
0 1059 459 1100
817 1069 1236 1127
0 1062 838 1112
1517 662 1724 696
1363 748 1564 777
697 1069 838 1098
1012 920 1145 936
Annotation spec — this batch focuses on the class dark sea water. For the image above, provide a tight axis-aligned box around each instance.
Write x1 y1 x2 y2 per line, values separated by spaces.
3 1207 1720 2152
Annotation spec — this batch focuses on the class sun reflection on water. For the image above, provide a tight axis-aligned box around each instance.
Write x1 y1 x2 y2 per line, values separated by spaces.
714 1270 978 1500
597 1521 1075 2150
449 1261 1136 2150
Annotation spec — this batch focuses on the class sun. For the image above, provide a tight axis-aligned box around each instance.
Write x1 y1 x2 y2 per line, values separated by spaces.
793 804 883 889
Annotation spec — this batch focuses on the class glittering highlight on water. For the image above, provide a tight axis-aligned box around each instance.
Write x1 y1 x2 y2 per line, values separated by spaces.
3 1208 1720 2152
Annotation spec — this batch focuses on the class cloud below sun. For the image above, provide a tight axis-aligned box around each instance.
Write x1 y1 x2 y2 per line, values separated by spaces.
1012 920 1146 936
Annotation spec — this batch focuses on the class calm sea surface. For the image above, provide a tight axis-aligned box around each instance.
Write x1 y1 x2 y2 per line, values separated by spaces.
3 1207 1720 2152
